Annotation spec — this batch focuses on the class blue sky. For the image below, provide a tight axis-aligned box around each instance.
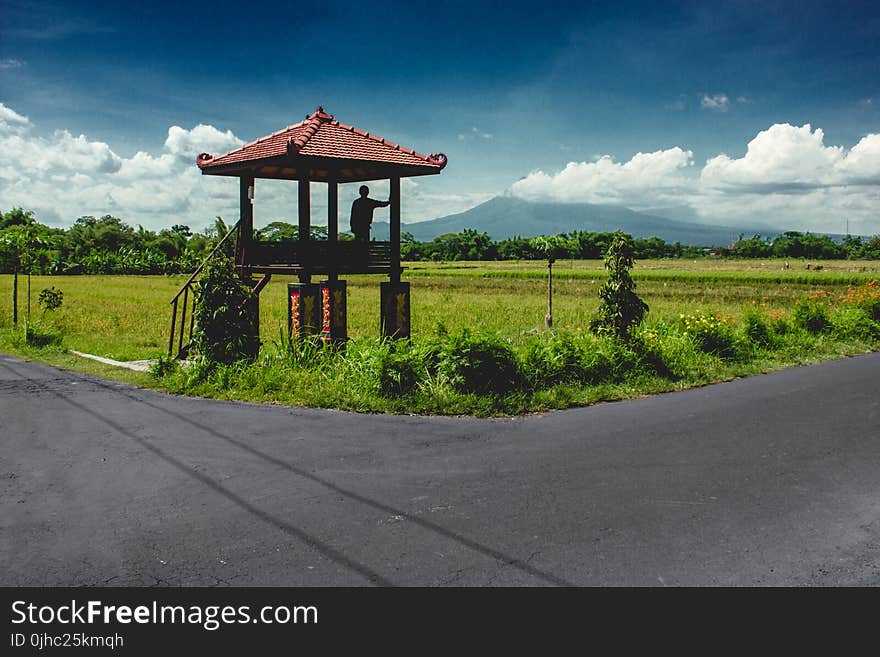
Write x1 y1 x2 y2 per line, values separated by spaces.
2 0 879 233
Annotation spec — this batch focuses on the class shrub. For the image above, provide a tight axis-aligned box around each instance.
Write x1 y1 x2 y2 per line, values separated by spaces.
149 355 179 379
743 310 774 347
24 324 63 347
373 343 425 397
190 257 260 364
438 330 522 395
523 332 584 387
793 299 831 334
629 328 674 378
680 312 738 358
835 280 880 322
831 307 880 341
591 231 649 341
37 287 63 313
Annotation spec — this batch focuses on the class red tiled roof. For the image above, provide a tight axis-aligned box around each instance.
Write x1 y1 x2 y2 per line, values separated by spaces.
196 107 447 173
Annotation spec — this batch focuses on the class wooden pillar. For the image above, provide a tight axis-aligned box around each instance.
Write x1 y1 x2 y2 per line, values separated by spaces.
298 176 311 283
390 176 401 284
238 175 259 344
381 176 409 338
239 175 254 266
327 176 338 283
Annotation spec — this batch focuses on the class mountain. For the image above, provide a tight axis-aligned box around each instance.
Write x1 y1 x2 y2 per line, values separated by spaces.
372 196 763 246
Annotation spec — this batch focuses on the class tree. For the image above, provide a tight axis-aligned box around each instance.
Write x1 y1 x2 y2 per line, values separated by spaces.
531 235 568 328
0 223 50 332
591 231 649 340
0 207 35 230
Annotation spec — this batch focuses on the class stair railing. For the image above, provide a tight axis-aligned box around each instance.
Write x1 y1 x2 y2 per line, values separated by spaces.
168 219 241 357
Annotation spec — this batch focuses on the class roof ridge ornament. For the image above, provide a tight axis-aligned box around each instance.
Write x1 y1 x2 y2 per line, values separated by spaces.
428 153 448 169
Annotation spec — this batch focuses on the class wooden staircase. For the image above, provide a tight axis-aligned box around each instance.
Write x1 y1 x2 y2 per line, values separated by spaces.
168 219 269 359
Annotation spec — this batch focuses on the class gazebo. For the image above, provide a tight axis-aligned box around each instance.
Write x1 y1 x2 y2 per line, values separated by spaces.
172 106 447 353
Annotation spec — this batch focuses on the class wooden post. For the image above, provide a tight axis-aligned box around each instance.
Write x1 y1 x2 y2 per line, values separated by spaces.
390 176 401 285
239 175 259 344
12 265 17 325
298 176 311 283
239 176 254 265
327 176 338 283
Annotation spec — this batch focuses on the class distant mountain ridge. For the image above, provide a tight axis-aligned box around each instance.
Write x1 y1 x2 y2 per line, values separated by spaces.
371 196 765 246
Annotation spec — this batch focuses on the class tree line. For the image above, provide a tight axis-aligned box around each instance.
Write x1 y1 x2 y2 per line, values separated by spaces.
401 228 880 261
2 208 879 277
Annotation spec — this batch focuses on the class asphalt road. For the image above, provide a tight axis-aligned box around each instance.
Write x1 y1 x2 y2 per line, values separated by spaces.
2 352 879 586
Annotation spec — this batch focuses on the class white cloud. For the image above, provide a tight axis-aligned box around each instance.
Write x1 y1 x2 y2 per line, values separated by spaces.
0 58 24 69
701 123 880 189
164 124 243 160
510 147 694 206
510 123 880 234
0 102 31 133
0 103 479 230
457 126 493 141
701 94 730 112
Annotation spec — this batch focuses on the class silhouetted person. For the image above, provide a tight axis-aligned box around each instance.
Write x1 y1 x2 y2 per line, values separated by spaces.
350 185 390 243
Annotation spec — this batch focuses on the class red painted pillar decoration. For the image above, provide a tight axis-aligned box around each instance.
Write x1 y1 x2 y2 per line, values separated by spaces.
288 282 321 343
320 279 347 343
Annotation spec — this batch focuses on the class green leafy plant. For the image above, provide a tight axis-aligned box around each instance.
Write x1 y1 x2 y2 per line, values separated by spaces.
438 329 522 395
743 309 774 347
24 324 63 348
680 311 739 358
149 355 180 378
591 231 649 341
793 299 831 334
190 256 259 364
830 307 880 341
38 287 63 315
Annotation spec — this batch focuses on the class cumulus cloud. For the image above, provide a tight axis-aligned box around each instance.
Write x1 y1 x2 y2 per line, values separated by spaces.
0 58 24 69
701 123 880 190
164 124 243 160
0 105 242 227
510 147 694 206
701 94 730 112
510 123 880 234
0 103 480 229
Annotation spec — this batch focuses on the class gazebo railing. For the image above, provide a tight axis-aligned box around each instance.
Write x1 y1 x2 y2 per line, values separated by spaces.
245 241 393 274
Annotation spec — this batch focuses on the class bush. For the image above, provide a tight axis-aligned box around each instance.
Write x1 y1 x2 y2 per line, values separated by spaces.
743 310 774 347
373 343 426 397
680 312 739 358
831 307 880 341
190 257 260 364
438 330 522 395
523 332 584 387
793 299 831 334
24 324 62 347
149 355 179 378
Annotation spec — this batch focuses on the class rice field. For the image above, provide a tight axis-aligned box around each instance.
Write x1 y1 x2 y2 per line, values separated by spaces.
0 258 876 362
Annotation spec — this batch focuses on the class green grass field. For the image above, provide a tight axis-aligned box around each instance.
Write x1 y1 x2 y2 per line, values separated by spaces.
1 258 878 415
2 258 877 360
